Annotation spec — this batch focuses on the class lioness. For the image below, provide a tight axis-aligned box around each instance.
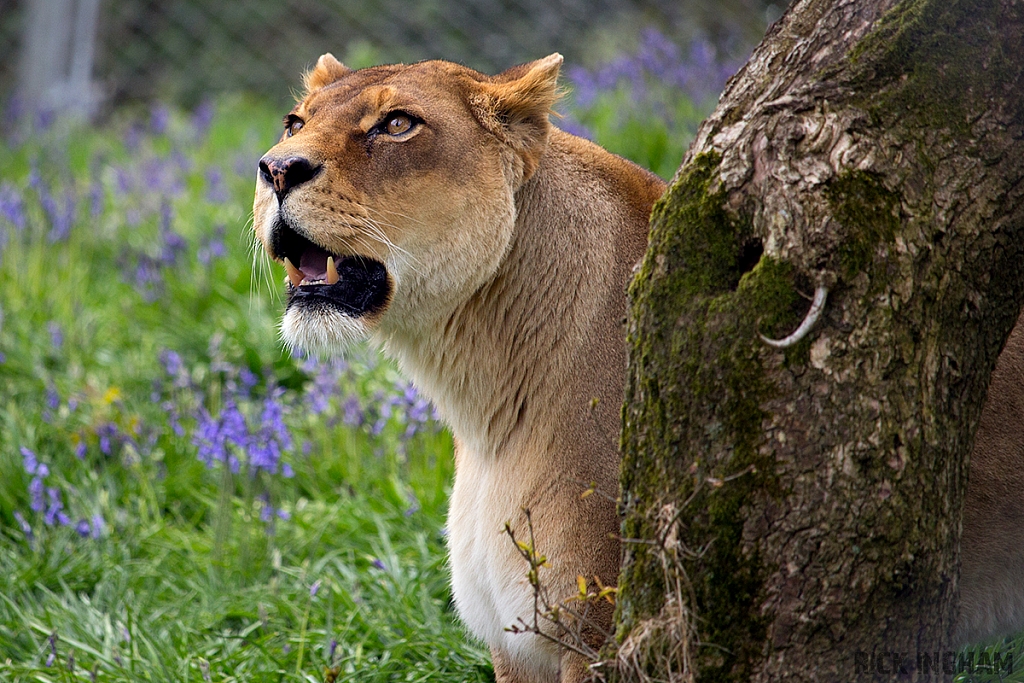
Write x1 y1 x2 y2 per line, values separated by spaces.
253 53 1024 680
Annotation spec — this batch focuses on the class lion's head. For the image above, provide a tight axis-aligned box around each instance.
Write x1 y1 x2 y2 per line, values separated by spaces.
253 53 563 356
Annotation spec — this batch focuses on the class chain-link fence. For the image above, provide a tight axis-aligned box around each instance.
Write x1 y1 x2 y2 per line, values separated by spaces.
2 0 785 112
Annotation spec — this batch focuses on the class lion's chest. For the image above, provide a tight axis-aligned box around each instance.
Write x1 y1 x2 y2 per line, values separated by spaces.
446 444 560 672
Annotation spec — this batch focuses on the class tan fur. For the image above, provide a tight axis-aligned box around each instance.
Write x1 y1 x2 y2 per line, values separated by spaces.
253 54 1021 679
959 314 1024 644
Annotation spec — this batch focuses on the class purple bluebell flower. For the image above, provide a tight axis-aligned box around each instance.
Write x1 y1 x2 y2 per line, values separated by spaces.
310 579 322 597
198 225 227 265
21 446 39 474
372 558 386 571
161 400 185 436
160 204 188 266
150 104 170 135
91 514 104 539
556 117 593 140
142 159 167 194
250 390 292 474
99 432 110 456
565 65 597 108
303 356 348 415
172 150 190 176
22 446 48 479
89 182 104 218
160 349 183 377
29 477 46 512
248 440 279 473
3 95 25 127
192 100 215 137
408 397 432 424
115 167 133 196
194 409 225 468
133 256 162 301
44 485 70 524
13 511 33 540
44 189 76 243
370 390 399 435
46 386 59 411
0 182 26 231
75 519 91 537
36 109 55 131
405 492 420 517
28 166 42 191
97 422 119 455
260 500 275 523
566 29 744 135
205 168 229 204
44 487 70 526
194 400 249 469
328 638 338 661
75 440 87 459
48 321 64 350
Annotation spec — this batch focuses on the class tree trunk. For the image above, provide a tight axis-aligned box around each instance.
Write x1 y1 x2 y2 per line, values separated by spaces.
615 0 1024 681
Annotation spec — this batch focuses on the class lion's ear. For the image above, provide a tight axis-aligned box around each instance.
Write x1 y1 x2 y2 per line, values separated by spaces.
303 53 353 94
472 53 564 181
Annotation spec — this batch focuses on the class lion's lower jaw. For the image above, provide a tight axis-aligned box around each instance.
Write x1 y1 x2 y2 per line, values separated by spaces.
280 305 371 358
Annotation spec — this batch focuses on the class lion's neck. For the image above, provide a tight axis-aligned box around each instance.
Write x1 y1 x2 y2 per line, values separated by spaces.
382 230 573 459
381 132 660 462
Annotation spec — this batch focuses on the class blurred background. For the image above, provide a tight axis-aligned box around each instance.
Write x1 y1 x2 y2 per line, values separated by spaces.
0 0 785 114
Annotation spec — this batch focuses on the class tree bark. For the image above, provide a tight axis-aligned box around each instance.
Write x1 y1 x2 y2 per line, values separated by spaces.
615 0 1024 681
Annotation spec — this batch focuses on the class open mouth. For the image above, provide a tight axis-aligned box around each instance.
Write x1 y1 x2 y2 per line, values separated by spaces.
271 220 390 317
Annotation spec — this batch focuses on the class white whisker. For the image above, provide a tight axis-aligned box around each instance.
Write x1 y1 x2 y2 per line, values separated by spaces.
354 217 424 277
364 203 427 228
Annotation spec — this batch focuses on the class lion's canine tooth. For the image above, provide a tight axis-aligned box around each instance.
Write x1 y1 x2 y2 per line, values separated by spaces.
284 257 303 288
326 256 339 285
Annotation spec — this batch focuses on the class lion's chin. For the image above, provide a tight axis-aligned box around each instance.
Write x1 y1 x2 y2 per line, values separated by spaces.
280 305 372 358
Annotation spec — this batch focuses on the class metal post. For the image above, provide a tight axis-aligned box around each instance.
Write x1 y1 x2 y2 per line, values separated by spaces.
17 0 102 121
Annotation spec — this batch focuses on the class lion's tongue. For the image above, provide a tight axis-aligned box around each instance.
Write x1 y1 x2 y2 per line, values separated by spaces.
299 249 328 282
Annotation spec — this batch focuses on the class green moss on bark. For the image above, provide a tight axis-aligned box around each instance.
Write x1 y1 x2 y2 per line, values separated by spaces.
619 153 805 682
847 0 1022 131
826 170 901 281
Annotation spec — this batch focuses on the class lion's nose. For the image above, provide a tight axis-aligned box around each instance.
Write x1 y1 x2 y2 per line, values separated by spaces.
258 155 319 200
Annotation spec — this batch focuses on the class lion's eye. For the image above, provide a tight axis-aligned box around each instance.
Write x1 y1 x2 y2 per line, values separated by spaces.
286 119 304 137
384 114 414 136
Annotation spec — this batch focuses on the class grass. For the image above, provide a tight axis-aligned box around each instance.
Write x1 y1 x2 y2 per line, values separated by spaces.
0 98 490 682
